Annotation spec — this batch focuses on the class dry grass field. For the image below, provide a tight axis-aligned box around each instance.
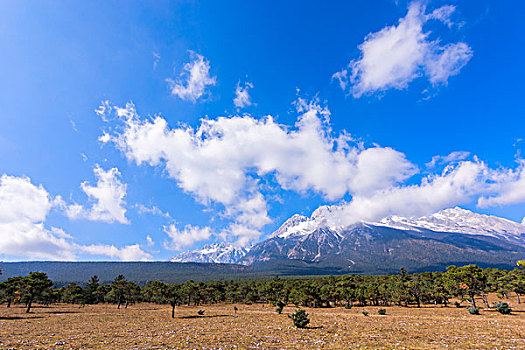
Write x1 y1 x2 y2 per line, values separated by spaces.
0 294 524 349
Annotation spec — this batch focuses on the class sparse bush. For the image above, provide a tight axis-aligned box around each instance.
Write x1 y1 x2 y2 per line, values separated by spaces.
197 310 205 315
378 309 386 315
276 300 286 314
288 309 310 329
494 301 511 315
362 310 369 316
467 306 479 315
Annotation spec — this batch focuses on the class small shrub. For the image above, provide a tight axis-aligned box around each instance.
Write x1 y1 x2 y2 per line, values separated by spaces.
378 309 386 315
197 310 205 315
276 300 286 314
494 301 512 315
288 309 310 329
362 310 369 316
233 306 238 314
344 302 352 309
454 301 461 308
467 306 479 315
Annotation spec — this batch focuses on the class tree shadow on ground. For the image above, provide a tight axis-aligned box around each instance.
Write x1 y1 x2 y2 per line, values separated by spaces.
179 314 233 319
0 316 44 320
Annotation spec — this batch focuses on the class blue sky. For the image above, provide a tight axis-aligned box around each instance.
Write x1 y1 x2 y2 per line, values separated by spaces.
1 0 524 261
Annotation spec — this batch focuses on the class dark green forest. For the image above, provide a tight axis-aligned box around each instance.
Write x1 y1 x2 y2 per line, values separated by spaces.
1 261 524 317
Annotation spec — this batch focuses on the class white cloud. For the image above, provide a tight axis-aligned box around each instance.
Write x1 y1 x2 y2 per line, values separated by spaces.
99 100 525 247
0 174 150 261
99 100 417 246
66 166 129 224
333 1 472 97
70 120 78 132
477 160 525 208
425 42 473 84
135 203 171 219
163 224 213 250
166 51 216 102
146 234 154 246
98 132 111 143
426 151 470 168
234 81 254 109
0 174 76 260
319 160 488 227
153 52 160 69
80 244 152 261
428 5 456 28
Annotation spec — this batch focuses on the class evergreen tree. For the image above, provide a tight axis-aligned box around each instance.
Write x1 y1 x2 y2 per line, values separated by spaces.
20 272 53 313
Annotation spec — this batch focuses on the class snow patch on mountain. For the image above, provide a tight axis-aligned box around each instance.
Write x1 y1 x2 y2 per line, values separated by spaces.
271 214 317 238
170 242 248 264
378 207 525 241
272 206 525 244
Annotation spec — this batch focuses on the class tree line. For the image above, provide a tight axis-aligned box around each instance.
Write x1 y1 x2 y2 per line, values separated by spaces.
1 262 524 316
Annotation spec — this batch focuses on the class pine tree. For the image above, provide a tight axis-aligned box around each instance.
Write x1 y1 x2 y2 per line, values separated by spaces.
288 309 310 329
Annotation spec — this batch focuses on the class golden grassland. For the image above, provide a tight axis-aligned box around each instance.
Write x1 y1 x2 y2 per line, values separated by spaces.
0 294 524 349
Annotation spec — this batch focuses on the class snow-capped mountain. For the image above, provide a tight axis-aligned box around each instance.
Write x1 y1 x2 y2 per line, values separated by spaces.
379 207 525 243
170 243 249 264
239 207 525 272
272 207 525 243
172 207 525 272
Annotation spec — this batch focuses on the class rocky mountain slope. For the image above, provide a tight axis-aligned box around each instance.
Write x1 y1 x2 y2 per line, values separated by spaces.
172 207 525 273
239 207 525 273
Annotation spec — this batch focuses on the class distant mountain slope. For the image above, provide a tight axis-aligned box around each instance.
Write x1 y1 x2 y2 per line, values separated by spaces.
170 243 248 264
240 207 525 272
379 207 525 243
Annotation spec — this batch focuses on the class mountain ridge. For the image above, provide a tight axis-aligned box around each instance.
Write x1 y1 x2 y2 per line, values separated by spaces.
171 207 525 269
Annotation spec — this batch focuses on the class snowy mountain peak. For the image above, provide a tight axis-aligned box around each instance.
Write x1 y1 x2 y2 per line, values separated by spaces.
271 213 320 238
311 205 338 221
379 207 525 241
170 242 248 264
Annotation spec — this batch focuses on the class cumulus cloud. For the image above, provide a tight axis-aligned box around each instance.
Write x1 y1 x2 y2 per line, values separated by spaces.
0 174 76 260
333 1 472 97
166 51 216 102
99 100 417 246
234 81 254 109
99 99 525 246
477 160 525 208
163 224 213 250
66 166 129 224
0 174 150 261
318 160 488 227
